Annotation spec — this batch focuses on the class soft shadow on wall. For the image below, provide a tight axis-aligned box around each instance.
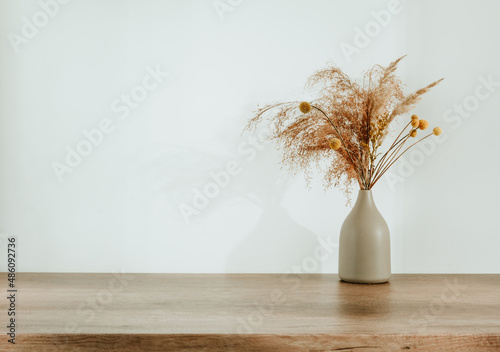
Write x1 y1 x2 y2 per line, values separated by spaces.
223 132 320 273
120 119 322 273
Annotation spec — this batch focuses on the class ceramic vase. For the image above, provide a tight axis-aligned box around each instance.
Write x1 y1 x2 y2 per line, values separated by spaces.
338 190 391 284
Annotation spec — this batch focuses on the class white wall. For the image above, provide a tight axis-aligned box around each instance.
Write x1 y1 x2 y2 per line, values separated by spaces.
0 0 499 273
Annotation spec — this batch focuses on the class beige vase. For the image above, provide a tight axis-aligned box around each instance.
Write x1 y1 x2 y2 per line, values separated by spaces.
338 190 391 284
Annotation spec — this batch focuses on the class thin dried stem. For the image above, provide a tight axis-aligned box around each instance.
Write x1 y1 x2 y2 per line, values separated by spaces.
371 133 433 187
369 121 412 186
371 135 410 185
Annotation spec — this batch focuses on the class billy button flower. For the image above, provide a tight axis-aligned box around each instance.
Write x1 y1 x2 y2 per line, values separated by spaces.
418 119 429 130
411 118 420 128
329 138 341 150
433 127 442 136
411 114 419 120
299 102 311 114
409 129 418 138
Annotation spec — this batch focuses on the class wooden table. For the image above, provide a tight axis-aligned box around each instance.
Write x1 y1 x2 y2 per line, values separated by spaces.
1 273 499 351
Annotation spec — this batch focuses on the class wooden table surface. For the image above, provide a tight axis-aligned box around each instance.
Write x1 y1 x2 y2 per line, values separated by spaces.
1 273 499 351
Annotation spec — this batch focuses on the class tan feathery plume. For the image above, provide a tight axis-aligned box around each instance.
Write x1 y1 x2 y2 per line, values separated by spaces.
369 55 406 119
387 78 444 124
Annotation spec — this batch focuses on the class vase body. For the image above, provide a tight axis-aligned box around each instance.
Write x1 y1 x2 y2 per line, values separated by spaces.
338 190 391 284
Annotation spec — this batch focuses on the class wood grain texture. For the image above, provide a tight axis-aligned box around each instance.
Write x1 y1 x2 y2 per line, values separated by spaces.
5 334 500 352
0 273 499 351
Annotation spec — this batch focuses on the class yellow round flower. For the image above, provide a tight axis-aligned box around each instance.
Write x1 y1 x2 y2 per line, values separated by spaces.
411 119 419 128
409 129 418 138
329 138 341 150
433 127 442 136
411 114 419 120
299 102 311 114
418 119 429 130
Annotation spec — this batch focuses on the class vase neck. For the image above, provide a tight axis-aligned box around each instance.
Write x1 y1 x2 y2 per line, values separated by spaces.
353 190 376 209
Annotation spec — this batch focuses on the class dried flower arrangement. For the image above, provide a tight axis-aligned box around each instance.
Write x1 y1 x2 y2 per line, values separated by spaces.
245 56 443 201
